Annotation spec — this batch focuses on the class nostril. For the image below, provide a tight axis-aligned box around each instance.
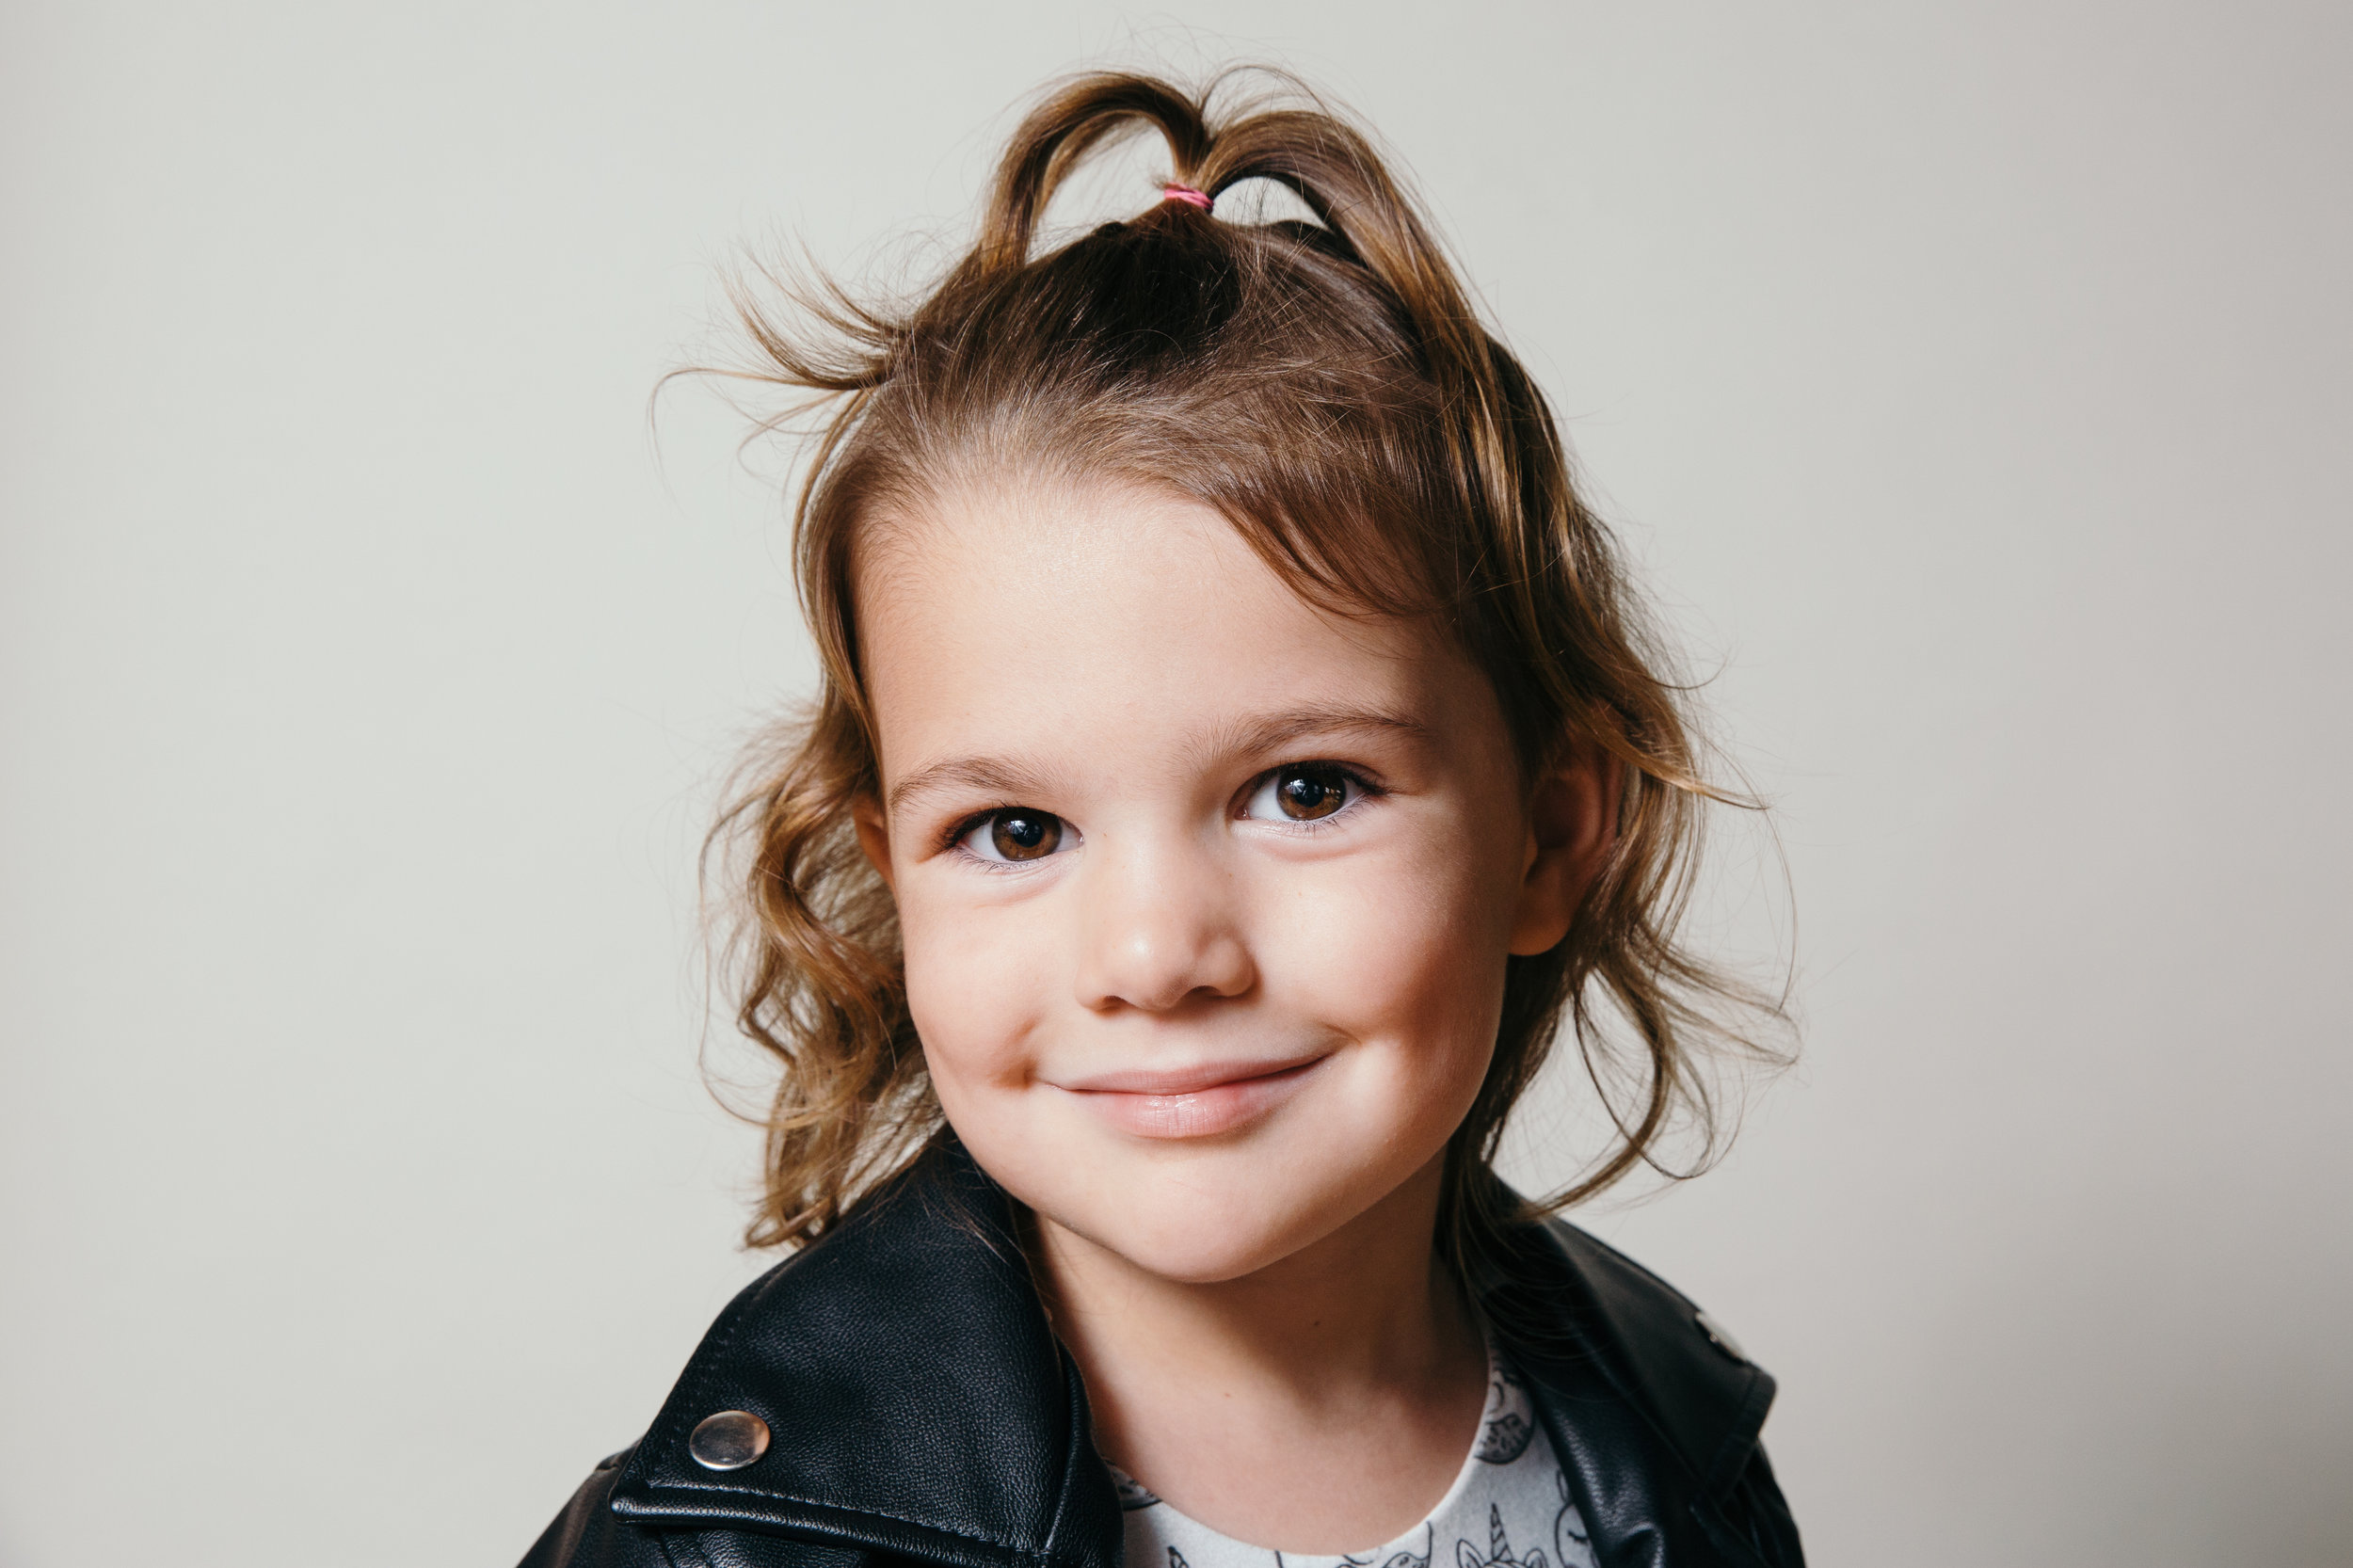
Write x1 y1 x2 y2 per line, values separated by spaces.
1072 858 1255 1012
1081 940 1255 1015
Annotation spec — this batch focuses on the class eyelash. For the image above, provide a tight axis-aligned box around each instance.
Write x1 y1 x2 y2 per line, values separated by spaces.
937 761 1385 867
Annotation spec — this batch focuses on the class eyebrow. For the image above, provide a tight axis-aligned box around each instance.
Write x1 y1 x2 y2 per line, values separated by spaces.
886 756 1061 817
1203 703 1434 765
884 703 1433 818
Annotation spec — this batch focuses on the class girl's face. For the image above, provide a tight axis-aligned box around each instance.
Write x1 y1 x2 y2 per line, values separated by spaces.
856 480 1593 1284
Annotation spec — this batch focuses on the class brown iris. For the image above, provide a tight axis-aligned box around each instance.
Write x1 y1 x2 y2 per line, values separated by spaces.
989 810 1062 860
1273 765 1347 821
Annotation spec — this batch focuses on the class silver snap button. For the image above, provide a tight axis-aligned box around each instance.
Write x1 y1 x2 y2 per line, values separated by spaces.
688 1410 771 1471
1694 1311 1747 1363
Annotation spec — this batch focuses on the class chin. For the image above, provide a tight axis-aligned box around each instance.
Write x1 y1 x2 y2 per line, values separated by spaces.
1076 1211 1306 1284
1033 1158 1397 1284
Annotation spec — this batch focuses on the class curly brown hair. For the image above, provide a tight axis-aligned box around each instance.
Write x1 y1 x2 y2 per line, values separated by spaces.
699 70 1786 1275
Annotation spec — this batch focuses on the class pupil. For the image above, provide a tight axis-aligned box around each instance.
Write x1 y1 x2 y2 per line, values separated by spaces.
1278 768 1342 820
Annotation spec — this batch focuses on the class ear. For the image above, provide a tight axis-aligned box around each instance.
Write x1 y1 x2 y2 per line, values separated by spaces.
852 797 897 891
1508 738 1624 957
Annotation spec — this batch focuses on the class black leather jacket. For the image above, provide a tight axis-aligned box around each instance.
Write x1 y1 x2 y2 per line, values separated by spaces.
522 1146 1801 1568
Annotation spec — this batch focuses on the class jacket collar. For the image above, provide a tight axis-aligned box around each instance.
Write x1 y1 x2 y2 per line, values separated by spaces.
609 1141 1122 1568
1494 1218 1781 1565
1502 1217 1777 1504
608 1143 1774 1567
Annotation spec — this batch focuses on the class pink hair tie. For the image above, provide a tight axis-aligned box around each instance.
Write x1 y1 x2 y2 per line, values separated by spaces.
1161 184 1213 213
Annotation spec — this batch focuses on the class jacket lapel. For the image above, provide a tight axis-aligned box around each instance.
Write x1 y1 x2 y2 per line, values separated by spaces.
607 1143 1123 1568
1499 1218 1779 1567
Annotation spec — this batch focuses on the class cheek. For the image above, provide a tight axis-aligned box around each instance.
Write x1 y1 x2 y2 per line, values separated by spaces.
1258 827 1521 1092
897 890 1052 1095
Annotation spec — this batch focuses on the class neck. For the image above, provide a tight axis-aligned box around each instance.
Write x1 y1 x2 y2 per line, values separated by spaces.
1030 1154 1486 1508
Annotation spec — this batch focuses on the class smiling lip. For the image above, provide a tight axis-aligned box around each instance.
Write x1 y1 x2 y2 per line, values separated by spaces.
1053 1053 1330 1140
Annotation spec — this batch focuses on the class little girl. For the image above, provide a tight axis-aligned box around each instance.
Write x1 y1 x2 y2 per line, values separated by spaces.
524 72 1800 1568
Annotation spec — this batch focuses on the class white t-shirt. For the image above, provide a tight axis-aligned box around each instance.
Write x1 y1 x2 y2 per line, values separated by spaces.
1105 1347 1595 1568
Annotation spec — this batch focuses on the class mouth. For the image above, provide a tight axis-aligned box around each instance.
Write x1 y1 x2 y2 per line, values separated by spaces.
1050 1052 1330 1140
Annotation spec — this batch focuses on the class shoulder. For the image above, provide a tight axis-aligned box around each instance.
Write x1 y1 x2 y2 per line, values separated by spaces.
518 1448 657 1568
519 1444 869 1568
514 1144 1122 1568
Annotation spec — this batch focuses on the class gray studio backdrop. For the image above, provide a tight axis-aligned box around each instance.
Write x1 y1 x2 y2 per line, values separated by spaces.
4 4 2347 1564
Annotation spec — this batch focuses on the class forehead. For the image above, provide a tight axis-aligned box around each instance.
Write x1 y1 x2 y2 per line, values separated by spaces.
854 480 1478 780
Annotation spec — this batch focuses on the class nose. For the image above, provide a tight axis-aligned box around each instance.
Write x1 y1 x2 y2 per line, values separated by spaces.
1072 833 1256 1013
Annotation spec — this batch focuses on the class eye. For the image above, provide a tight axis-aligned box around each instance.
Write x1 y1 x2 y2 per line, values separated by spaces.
957 808 1073 864
1241 763 1365 824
